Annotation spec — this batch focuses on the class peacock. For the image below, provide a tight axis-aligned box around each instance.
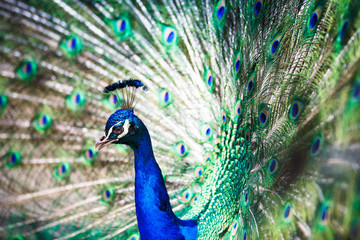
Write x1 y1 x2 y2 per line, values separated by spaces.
0 0 359 239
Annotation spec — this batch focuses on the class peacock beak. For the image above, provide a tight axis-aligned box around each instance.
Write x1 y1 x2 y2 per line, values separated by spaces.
95 136 117 151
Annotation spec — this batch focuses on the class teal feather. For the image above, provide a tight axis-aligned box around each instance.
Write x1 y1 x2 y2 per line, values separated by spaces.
0 0 359 239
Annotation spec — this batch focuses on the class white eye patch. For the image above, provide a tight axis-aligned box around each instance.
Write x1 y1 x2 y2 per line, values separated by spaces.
117 119 130 139
106 121 121 139
105 119 130 140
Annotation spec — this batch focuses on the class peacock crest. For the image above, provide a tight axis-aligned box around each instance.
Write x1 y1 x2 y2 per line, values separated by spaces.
103 79 148 111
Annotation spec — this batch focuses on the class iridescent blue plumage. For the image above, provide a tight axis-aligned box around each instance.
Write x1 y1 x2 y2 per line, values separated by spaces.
99 109 197 240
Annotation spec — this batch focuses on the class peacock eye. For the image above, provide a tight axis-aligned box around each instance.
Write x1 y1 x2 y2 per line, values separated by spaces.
67 37 77 50
231 220 239 236
117 19 127 32
283 204 292 220
321 205 329 222
128 234 140 240
60 35 82 57
340 20 349 40
253 0 263 18
247 71 256 96
269 34 282 58
308 8 322 32
268 159 279 175
234 52 241 75
113 126 124 134
258 105 270 128
215 0 226 21
162 26 177 47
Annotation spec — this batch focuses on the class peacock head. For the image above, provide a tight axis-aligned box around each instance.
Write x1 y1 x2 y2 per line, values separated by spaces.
95 79 148 151
95 109 146 150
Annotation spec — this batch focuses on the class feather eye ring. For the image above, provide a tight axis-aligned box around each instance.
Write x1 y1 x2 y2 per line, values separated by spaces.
103 79 148 110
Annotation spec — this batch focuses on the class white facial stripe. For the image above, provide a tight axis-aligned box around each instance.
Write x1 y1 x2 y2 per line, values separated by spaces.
118 119 130 139
105 120 123 139
106 126 114 139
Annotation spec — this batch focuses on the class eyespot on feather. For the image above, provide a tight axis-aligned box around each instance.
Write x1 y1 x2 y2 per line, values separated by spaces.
34 113 52 132
128 233 140 240
201 123 213 140
258 105 270 128
109 94 119 105
159 89 172 107
107 15 132 40
253 0 263 18
0 94 8 111
59 35 82 57
101 188 115 203
234 52 242 75
83 148 97 163
247 71 256 97
308 8 322 32
181 189 193 204
288 98 305 123
339 20 349 40
66 91 86 111
190 194 199 206
311 135 323 156
230 220 239 236
270 35 282 57
318 203 331 227
116 19 127 33
283 203 293 222
174 141 189 158
215 0 226 21
204 68 215 92
203 153 212 163
16 60 38 81
244 128 251 145
54 163 70 179
194 166 204 178
243 230 247 240
234 100 243 122
161 25 178 48
268 158 279 175
221 108 227 124
243 191 249 206
6 151 21 168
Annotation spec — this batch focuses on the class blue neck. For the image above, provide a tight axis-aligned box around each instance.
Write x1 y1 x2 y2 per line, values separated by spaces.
130 126 196 240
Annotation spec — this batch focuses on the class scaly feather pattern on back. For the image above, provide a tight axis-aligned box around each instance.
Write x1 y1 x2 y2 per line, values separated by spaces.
0 0 359 239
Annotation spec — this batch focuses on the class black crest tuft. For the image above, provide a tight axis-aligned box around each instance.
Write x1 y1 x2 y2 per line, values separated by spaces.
104 79 148 110
103 79 148 93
